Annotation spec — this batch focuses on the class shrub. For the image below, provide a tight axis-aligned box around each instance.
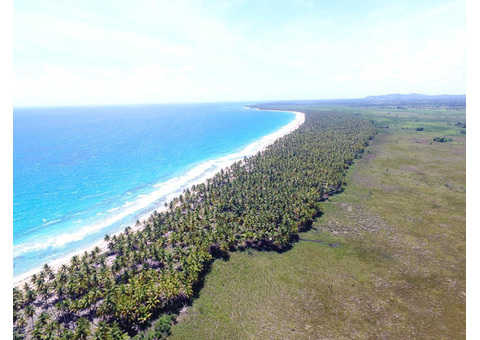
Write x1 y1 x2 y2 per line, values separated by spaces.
433 136 453 143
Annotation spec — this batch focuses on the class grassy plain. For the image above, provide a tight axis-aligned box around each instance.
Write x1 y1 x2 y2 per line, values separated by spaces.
168 106 466 339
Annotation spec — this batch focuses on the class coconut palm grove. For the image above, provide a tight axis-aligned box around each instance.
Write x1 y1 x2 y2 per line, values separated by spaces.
13 109 375 339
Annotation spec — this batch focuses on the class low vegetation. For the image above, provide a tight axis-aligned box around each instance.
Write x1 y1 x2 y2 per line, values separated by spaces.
433 136 454 143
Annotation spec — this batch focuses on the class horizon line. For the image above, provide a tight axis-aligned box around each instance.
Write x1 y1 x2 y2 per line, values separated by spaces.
12 93 467 109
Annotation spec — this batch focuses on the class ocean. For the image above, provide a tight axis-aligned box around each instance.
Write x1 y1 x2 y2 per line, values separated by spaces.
13 102 297 280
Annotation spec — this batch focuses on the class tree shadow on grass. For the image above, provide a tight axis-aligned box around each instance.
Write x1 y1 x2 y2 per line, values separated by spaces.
134 200 331 336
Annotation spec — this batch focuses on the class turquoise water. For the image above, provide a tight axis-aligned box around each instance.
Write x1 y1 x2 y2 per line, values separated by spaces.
13 102 295 278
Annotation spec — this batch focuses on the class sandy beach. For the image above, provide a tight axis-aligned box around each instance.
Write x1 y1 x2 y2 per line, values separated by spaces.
13 109 305 288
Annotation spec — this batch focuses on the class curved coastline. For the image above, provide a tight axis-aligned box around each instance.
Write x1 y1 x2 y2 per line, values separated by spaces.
13 108 305 287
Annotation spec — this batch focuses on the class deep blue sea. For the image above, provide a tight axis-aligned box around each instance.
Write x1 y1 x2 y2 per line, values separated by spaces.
13 102 296 279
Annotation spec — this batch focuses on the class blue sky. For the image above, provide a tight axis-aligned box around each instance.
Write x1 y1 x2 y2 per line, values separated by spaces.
13 0 465 106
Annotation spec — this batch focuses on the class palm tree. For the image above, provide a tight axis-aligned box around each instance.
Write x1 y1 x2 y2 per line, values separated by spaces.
30 273 38 285
59 328 74 340
87 286 102 319
13 330 26 340
94 321 128 339
44 319 62 340
24 304 35 328
70 255 80 272
34 311 50 328
13 287 24 311
95 302 110 322
39 285 52 309
42 263 54 281
90 246 101 261
25 288 36 305
14 313 27 337
33 275 46 292
57 299 73 324
73 317 90 340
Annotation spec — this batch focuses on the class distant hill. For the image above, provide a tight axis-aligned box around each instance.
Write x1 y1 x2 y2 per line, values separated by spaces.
363 93 465 101
362 93 465 104
256 94 466 109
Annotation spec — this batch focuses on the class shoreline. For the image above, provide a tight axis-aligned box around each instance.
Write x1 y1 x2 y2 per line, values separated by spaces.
13 108 305 288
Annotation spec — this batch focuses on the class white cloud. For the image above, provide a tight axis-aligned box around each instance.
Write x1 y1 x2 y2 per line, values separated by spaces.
375 39 408 58
15 63 199 106
356 34 465 95
13 1 466 106
132 65 195 80
333 73 352 82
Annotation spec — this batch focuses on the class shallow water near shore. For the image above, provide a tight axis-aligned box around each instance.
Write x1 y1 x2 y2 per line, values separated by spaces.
13 102 297 279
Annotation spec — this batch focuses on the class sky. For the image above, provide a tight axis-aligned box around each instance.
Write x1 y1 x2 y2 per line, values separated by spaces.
12 0 466 107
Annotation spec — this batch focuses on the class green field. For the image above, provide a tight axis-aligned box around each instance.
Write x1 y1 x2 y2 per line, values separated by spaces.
169 106 466 339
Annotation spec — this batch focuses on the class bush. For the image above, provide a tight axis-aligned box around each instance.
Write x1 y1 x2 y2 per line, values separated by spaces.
433 136 453 143
134 314 175 340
